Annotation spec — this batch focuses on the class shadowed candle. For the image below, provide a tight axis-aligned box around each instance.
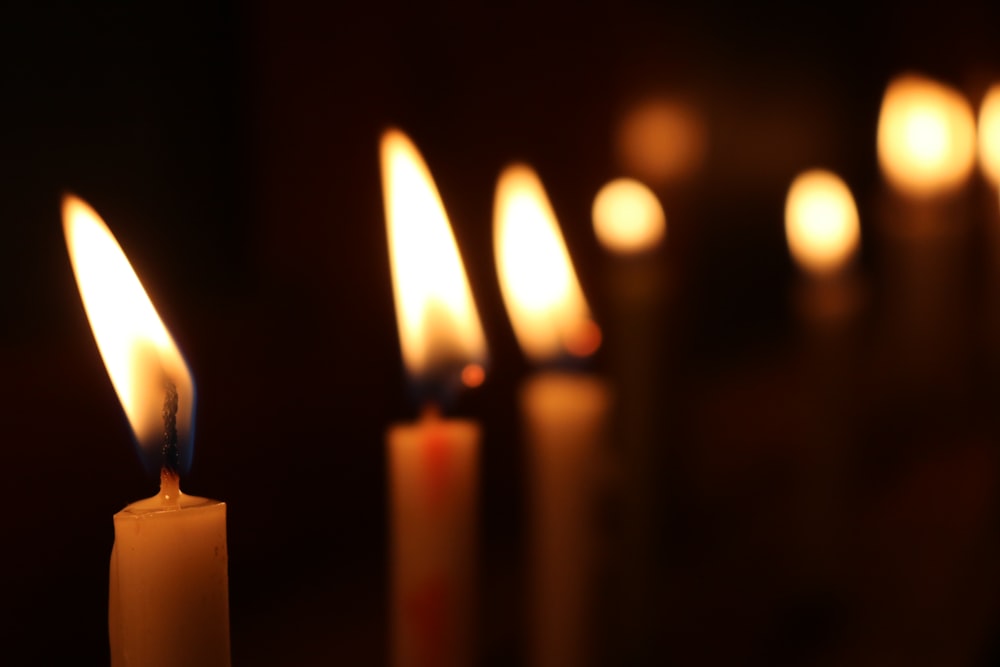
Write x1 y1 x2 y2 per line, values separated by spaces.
62 194 230 667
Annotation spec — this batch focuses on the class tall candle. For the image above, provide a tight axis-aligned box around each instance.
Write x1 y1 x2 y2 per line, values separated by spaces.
977 84 1000 365
494 164 610 667
875 74 977 384
591 177 667 658
380 129 489 667
62 195 230 667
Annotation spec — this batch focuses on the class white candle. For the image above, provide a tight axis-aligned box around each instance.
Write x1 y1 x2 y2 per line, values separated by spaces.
62 195 230 667
494 164 610 667
380 129 489 667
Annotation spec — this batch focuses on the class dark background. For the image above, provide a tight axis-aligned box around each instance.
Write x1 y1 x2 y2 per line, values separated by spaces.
2 1 1000 665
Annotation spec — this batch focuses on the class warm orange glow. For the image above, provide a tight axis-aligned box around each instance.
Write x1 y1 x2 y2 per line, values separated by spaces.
380 129 488 381
62 195 194 459
494 164 599 363
460 363 485 388
979 84 1000 187
592 178 665 255
616 98 706 185
785 170 860 276
877 74 976 197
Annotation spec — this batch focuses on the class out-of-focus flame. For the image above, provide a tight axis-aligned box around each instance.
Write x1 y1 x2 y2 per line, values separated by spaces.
380 129 488 390
616 98 706 186
591 178 666 255
785 170 860 277
494 164 600 363
979 84 1000 187
63 195 195 472
877 74 976 198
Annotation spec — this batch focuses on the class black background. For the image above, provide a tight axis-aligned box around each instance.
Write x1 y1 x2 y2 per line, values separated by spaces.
2 1 1000 665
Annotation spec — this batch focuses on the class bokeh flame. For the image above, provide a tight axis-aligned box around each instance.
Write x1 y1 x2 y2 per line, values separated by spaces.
978 84 1000 188
380 129 488 391
591 178 666 255
785 170 860 277
494 164 600 363
877 74 976 198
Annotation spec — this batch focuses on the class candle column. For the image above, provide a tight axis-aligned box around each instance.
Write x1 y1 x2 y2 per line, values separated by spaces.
494 164 610 667
380 129 489 667
784 169 863 586
592 178 669 660
875 74 977 388
62 195 230 667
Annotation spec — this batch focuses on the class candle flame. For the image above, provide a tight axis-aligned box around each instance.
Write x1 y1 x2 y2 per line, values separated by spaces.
494 164 600 363
877 74 976 198
380 129 488 392
979 84 1000 188
592 178 666 255
784 170 860 276
62 195 195 474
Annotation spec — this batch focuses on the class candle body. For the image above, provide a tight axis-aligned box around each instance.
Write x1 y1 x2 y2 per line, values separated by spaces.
522 372 610 667
877 190 972 385
109 494 230 667
388 417 479 667
604 253 668 660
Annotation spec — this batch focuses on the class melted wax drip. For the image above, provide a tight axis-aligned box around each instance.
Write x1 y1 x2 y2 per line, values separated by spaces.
161 380 180 475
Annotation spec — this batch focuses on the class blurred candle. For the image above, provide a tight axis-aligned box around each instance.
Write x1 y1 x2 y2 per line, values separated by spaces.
876 73 977 383
381 129 488 667
785 169 862 330
62 195 230 667
978 85 1000 358
591 177 668 659
495 164 610 667
784 170 862 578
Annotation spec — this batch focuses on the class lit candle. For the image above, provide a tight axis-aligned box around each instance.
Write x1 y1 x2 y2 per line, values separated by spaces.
591 177 668 658
62 195 230 667
380 129 488 667
785 169 862 331
876 73 977 382
494 164 609 667
784 169 862 578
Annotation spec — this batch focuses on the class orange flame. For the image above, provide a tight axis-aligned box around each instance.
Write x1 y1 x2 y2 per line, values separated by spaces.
785 170 860 276
63 195 194 465
592 178 666 255
877 74 976 197
494 164 600 363
380 129 488 386
979 84 1000 187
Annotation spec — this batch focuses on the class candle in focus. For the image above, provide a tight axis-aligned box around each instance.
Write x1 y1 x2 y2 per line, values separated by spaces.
876 73 977 383
591 177 667 659
381 129 488 667
495 164 609 667
62 195 229 667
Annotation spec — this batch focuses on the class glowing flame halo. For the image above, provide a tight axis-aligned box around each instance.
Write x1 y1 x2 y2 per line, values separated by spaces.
63 195 195 474
380 129 488 399
494 164 601 364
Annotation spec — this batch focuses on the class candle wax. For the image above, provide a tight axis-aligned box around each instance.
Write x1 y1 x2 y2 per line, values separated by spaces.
388 413 478 667
109 472 230 667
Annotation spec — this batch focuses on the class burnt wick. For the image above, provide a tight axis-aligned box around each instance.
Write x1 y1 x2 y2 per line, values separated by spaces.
161 380 180 475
